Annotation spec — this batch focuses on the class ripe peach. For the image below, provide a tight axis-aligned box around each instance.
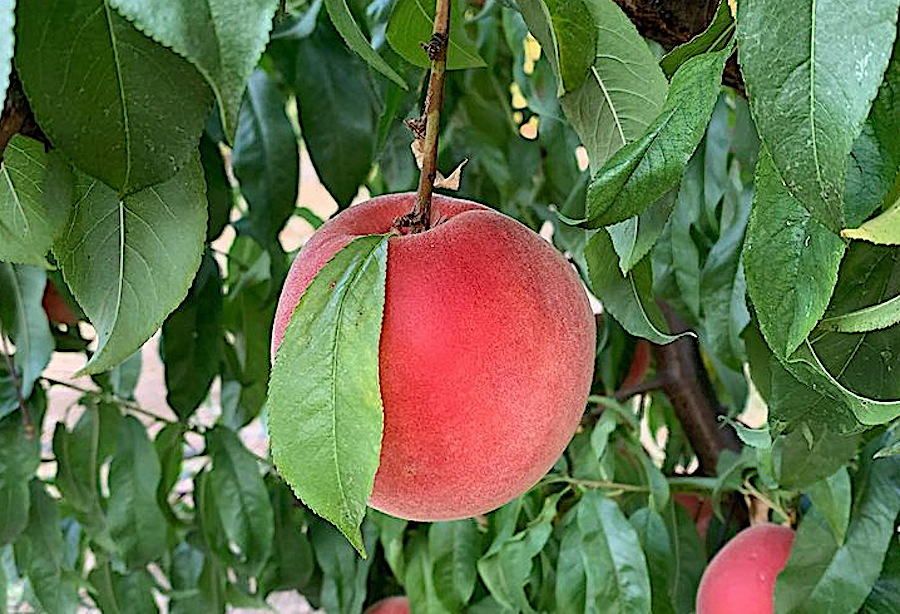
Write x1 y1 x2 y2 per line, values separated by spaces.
42 280 76 326
272 193 595 521
696 524 795 614
363 596 410 614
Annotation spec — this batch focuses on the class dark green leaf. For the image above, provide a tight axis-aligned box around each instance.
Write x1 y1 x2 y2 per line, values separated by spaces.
160 251 223 419
516 0 596 95
268 234 389 555
232 69 299 246
154 422 183 520
555 491 650 613
13 481 78 614
0 135 74 266
860 535 900 613
289 17 379 208
88 562 158 614
775 436 900 613
386 0 486 70
607 189 677 275
585 229 689 344
199 134 232 243
169 542 226 614
0 263 52 397
805 467 851 545
107 351 141 400
743 147 846 359
108 0 279 140
0 416 39 544
660 0 734 77
53 158 207 375
107 416 166 568
405 531 452 614
584 49 729 227
324 0 407 88
206 425 274 575
15 0 213 193
629 507 677 614
310 519 377 614
261 477 315 593
52 407 105 531
736 0 899 231
662 499 706 613
429 519 481 611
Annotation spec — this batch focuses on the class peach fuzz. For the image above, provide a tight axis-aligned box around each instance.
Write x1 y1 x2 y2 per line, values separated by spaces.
363 596 410 614
272 193 595 521
696 523 796 614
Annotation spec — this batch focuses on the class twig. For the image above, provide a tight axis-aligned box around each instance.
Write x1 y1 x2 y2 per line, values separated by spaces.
613 376 667 402
395 0 452 233
41 376 185 427
0 332 32 437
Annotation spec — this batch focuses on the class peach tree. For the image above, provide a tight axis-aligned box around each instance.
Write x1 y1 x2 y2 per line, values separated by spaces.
1 0 899 612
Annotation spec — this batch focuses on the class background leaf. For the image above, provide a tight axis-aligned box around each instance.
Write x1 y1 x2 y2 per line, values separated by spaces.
386 0 486 70
660 0 734 77
324 0 407 88
0 415 39 545
429 519 481 611
0 263 53 398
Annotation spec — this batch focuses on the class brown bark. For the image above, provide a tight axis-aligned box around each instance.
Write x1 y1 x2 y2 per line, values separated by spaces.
0 70 50 161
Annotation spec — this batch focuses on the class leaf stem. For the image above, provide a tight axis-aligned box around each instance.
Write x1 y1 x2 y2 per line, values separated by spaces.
398 0 451 233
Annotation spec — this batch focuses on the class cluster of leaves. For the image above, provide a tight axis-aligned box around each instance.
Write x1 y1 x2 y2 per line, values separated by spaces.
1 0 900 612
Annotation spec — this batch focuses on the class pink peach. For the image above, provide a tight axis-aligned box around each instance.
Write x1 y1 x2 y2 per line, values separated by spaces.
363 596 410 614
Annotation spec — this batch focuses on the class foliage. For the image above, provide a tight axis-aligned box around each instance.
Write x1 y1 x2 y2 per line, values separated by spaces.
1 0 899 612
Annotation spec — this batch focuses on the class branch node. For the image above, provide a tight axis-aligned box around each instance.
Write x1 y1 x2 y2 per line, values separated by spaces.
421 32 448 61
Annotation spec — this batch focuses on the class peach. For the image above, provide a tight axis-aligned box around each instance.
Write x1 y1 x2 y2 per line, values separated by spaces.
272 193 595 521
620 339 651 389
696 524 796 614
674 493 713 540
363 596 410 614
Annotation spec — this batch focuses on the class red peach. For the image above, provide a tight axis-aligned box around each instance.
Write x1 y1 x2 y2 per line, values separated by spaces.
363 596 410 614
620 339 651 389
42 280 76 326
696 524 796 614
674 493 714 540
272 193 595 521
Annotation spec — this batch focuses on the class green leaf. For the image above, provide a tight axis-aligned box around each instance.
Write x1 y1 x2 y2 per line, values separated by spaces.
107 350 142 400
844 35 900 228
805 467 851 545
629 507 676 614
732 422 772 449
53 157 207 375
153 422 183 521
0 416 39 545
555 491 651 613
583 48 729 228
232 69 299 246
429 519 481 611
516 0 596 95
261 477 315 593
52 407 104 525
108 0 279 140
661 0 734 77
285 16 379 208
206 425 274 575
0 263 52 398
606 189 677 275
662 499 706 613
775 436 900 613
386 0 486 70
818 291 900 333
323 0 407 88
860 535 900 613
842 197 900 245
405 531 452 614
160 251 223 419
199 133 232 243
0 135 74 266
736 0 900 232
168 542 226 614
268 234 389 556
13 481 78 614
310 519 377 614
585 229 689 344
551 0 667 171
15 0 213 194
370 510 407 579
107 416 166 568
743 147 846 359
477 492 562 613
88 562 158 614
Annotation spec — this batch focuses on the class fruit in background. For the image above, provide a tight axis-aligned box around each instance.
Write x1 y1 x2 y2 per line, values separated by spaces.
674 493 714 540
42 280 77 326
272 193 595 521
620 339 651 389
364 596 410 614
695 524 795 614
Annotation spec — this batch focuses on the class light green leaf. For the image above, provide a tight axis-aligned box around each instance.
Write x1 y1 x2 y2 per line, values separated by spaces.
842 197 900 245
805 467 851 545
0 136 74 266
107 416 166 569
743 147 846 359
429 519 481 611
516 0 596 96
268 234 390 556
53 157 207 375
607 189 677 275
206 426 274 576
584 48 729 227
15 0 213 193
737 0 900 232
732 422 772 449
108 0 278 140
386 0 487 70
405 531 452 614
551 0 668 171
323 0 407 89
585 229 690 344
661 0 734 77
775 436 900 613
0 263 53 398
0 416 39 545
818 292 900 333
